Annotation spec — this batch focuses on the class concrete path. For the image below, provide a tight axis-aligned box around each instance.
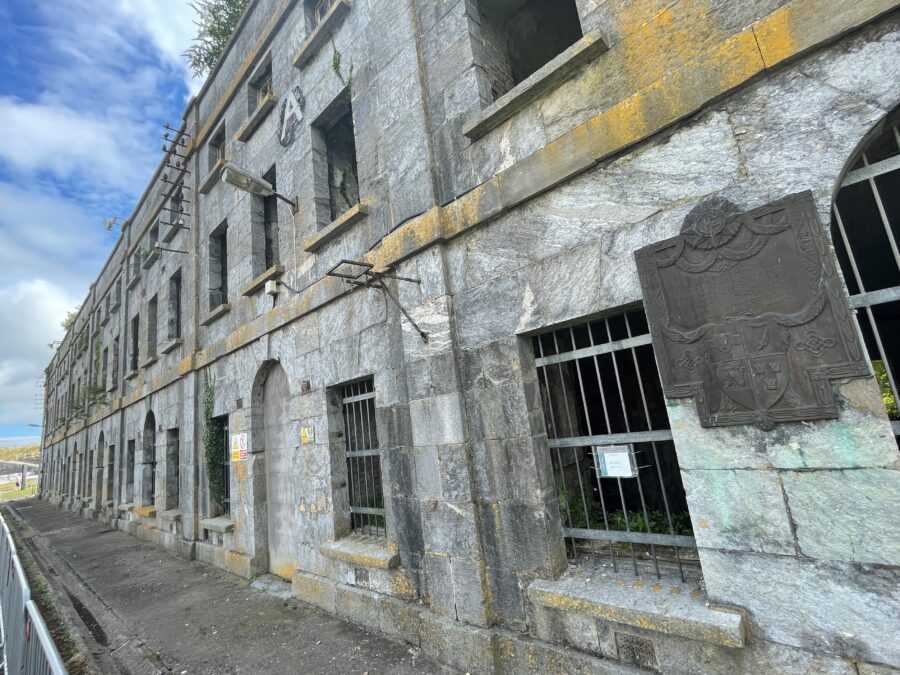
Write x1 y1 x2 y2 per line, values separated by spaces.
5 498 455 675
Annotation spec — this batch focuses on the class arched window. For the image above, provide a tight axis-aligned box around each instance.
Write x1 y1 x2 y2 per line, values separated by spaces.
831 111 900 443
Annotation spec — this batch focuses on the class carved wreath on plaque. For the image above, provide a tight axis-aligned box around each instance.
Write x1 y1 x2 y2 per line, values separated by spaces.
634 191 869 430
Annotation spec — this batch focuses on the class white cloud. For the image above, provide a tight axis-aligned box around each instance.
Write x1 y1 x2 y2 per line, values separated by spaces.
0 280 78 427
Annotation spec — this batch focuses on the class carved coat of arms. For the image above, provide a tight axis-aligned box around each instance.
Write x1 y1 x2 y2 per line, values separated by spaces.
634 192 868 430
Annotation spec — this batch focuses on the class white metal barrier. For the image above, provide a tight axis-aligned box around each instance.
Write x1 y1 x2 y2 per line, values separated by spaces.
0 512 67 674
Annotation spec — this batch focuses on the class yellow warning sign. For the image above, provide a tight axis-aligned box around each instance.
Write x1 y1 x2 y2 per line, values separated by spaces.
230 433 249 462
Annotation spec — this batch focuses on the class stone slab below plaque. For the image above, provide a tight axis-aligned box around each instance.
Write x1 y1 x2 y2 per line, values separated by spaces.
634 191 869 430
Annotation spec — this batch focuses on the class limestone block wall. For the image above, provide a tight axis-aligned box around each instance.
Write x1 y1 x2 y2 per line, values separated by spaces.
39 0 900 672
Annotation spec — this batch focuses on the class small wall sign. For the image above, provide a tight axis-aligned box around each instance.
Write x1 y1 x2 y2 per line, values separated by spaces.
593 445 638 479
230 433 249 462
300 424 315 445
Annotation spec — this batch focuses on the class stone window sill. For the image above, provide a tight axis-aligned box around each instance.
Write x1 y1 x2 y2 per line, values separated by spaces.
134 505 157 518
237 93 278 142
462 31 609 141
241 264 284 296
303 203 370 253
199 158 229 195
106 380 118 394
162 222 183 243
124 369 139 381
159 508 182 522
117 502 135 514
292 0 352 69
319 536 399 570
110 302 121 314
141 247 160 269
200 516 234 533
528 575 746 649
201 303 231 326
160 338 182 355
139 355 158 369
126 274 141 291
100 313 109 327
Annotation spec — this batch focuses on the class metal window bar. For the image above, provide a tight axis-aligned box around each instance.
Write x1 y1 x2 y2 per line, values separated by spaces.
831 118 900 445
342 379 385 537
222 420 231 516
533 308 700 581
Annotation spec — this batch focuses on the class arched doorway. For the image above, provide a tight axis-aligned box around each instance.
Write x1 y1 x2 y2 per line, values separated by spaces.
831 109 900 446
261 363 296 579
143 411 157 505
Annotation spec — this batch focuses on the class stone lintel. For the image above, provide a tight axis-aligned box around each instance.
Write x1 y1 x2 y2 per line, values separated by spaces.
241 264 285 296
319 537 400 569
463 31 609 141
201 303 232 326
292 0 353 69
237 92 278 143
200 516 234 533
528 576 747 648
303 203 370 253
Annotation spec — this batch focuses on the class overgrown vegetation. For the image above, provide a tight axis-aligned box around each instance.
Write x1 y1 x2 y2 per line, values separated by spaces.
1 507 88 674
203 371 225 508
184 0 251 78
873 360 899 419
0 444 41 463
559 490 694 536
60 305 81 331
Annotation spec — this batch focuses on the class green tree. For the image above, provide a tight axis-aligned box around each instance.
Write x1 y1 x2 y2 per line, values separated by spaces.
183 0 250 78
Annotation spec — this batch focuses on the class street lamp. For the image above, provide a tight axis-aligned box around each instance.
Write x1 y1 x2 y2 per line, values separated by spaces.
220 163 298 214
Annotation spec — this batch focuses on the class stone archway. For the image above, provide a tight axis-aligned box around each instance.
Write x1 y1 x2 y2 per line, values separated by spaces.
256 362 296 580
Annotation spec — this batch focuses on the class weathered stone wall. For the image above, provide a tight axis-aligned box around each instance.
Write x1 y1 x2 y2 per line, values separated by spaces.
40 0 900 672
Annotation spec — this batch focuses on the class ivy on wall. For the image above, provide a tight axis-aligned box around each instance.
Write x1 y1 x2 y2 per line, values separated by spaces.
203 370 225 507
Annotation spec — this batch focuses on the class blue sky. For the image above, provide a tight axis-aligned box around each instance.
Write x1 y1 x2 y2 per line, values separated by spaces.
0 0 200 446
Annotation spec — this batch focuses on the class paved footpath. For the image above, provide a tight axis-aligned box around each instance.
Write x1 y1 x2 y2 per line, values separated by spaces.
5 498 455 675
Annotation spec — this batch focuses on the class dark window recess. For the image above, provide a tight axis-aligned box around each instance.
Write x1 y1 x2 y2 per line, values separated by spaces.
533 307 699 582
149 222 159 248
130 315 140 371
305 0 334 31
101 347 108 388
168 270 182 340
125 439 135 501
209 126 226 173
471 0 583 101
209 222 228 310
252 167 280 276
111 336 120 385
147 294 158 358
166 428 180 510
341 378 385 537
249 61 273 113
312 92 360 225
830 114 900 445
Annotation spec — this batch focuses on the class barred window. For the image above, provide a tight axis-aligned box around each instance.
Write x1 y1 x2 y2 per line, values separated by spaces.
341 378 385 537
533 307 699 581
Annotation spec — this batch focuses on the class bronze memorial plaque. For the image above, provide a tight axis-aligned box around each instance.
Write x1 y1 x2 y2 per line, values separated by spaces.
634 191 869 430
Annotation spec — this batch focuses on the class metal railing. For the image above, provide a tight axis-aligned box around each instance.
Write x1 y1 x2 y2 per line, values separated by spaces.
342 379 385 537
0 512 67 674
533 308 700 582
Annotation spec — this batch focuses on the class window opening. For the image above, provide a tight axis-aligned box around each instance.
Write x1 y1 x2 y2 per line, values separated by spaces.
101 346 109 389
533 307 699 581
130 315 139 371
831 114 900 445
209 125 226 173
209 221 228 310
147 294 158 358
166 428 180 510
471 0 583 101
313 92 359 225
341 378 385 537
249 61 273 113
125 439 135 502
168 270 182 340
220 416 231 516
305 0 334 31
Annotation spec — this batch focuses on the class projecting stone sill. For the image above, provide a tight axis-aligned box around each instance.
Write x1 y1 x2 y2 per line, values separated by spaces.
160 338 182 355
462 30 609 141
200 516 234 533
237 93 277 142
199 158 228 195
201 303 231 326
292 0 352 69
303 203 370 253
320 537 399 570
159 509 182 522
528 575 746 649
133 505 157 518
241 264 284 296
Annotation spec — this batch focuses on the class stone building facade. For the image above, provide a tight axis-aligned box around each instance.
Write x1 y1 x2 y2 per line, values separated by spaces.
40 0 900 672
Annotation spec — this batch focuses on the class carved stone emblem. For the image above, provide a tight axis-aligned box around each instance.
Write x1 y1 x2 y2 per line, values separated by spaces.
634 192 868 430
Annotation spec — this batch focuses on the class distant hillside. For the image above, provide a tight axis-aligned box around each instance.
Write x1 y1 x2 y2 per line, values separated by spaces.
0 444 40 464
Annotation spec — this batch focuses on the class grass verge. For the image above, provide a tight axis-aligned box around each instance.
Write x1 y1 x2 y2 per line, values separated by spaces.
1 505 88 675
